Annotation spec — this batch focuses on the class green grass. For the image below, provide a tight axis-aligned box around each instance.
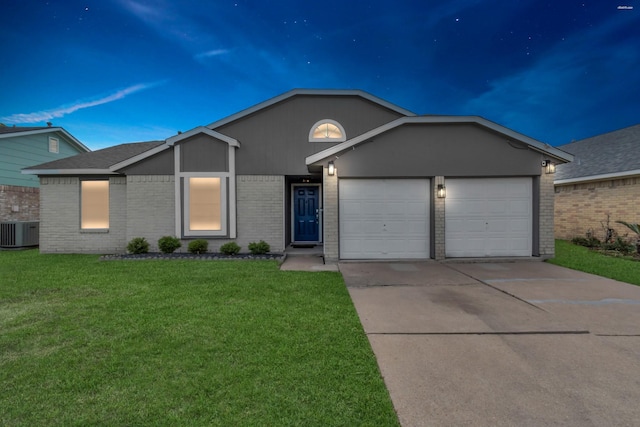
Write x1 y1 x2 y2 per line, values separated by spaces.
0 250 399 426
548 240 640 286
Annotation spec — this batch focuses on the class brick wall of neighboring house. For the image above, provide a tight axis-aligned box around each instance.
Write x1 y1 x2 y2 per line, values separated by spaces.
554 176 640 241
39 177 127 253
539 170 556 257
0 185 40 222
126 175 175 252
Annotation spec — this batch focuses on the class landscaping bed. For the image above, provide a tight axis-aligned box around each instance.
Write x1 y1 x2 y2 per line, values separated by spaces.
100 252 285 261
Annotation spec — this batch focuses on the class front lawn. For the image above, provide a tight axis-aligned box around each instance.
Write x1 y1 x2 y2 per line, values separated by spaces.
0 250 398 426
548 240 640 286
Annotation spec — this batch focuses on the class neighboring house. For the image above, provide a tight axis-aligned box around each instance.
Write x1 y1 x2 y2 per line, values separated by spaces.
0 124 90 222
24 89 571 260
554 124 640 240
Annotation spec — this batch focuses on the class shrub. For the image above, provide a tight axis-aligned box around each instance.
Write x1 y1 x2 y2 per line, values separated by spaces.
158 236 181 254
571 236 601 248
603 237 635 255
248 240 270 255
188 239 208 254
127 237 149 254
220 242 241 255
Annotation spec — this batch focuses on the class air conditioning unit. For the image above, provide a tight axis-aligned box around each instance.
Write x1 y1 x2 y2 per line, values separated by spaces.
0 221 40 248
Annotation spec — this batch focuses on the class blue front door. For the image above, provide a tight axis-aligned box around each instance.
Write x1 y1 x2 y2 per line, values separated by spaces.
294 186 319 242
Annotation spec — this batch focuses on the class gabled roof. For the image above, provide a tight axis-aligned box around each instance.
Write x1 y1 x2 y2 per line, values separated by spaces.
23 141 164 175
207 89 416 129
0 125 90 152
22 127 242 175
306 115 573 166
555 124 640 184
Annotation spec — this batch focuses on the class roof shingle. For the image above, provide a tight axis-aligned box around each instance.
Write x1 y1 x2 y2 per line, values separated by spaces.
555 124 640 181
25 141 164 171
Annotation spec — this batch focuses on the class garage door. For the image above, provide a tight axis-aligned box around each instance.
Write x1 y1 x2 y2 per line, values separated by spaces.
446 178 532 257
339 179 430 259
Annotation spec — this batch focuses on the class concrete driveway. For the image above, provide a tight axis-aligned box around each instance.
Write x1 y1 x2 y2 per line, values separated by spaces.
341 261 640 427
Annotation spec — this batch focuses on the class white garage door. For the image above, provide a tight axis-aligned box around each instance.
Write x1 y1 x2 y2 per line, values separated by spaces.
339 179 430 259
446 178 532 257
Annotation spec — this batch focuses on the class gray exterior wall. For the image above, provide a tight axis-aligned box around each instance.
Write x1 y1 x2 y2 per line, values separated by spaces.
215 95 405 175
539 170 555 257
119 149 174 175
39 176 127 253
235 175 284 252
126 175 175 252
179 135 229 172
122 174 285 254
331 123 543 177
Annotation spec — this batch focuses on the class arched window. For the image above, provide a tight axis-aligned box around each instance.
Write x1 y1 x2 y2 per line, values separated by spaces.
309 120 346 142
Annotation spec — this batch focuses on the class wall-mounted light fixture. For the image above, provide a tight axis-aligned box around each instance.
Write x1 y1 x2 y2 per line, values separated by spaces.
437 184 446 198
542 160 556 174
328 161 335 176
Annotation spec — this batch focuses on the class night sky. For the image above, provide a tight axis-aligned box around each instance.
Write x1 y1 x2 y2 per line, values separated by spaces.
1 1 638 150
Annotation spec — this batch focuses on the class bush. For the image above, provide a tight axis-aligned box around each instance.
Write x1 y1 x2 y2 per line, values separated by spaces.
158 236 181 254
188 239 208 254
248 240 270 255
127 237 149 254
220 242 241 255
603 237 635 255
571 236 601 248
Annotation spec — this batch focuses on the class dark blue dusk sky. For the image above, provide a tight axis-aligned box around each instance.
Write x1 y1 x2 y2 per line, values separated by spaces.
1 1 638 150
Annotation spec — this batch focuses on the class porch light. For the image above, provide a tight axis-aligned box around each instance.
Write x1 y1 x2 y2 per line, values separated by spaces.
437 184 446 198
543 160 556 174
328 161 335 176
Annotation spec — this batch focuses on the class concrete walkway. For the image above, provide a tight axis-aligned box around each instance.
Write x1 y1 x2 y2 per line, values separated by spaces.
341 261 640 427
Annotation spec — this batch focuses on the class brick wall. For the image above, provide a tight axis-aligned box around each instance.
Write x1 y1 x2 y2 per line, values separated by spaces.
323 168 339 261
539 171 555 257
0 185 40 222
555 177 640 241
433 177 445 260
39 177 127 253
231 175 284 252
126 175 175 252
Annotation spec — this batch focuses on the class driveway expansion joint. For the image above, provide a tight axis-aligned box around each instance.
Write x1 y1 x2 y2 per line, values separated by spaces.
442 262 549 312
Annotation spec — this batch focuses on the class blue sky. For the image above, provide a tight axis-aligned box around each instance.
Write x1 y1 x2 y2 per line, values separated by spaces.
1 0 638 150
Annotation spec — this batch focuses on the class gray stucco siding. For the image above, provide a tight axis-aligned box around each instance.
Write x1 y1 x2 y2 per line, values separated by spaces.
179 135 229 172
331 123 543 178
119 148 174 175
215 95 405 176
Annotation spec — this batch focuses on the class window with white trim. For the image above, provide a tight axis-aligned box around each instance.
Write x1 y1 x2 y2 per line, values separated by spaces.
48 137 59 153
81 180 109 229
309 120 346 142
183 175 227 236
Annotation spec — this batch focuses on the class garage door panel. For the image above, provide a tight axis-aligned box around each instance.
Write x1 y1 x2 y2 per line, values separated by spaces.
339 179 430 259
446 178 532 257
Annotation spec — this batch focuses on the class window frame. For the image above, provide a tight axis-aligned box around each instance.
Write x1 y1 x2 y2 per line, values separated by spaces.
309 119 346 142
48 136 59 153
182 173 228 237
80 179 110 231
